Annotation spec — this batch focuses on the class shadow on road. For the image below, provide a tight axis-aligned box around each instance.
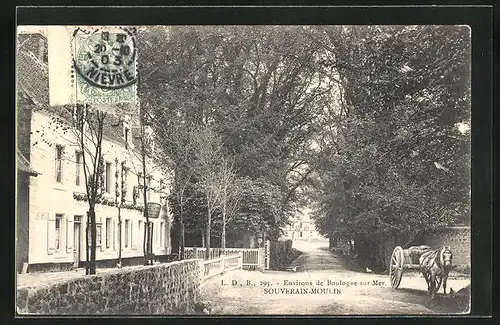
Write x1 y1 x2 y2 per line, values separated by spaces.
199 240 470 315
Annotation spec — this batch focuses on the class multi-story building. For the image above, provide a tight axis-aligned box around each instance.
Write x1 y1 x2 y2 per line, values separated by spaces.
16 31 172 273
283 207 324 241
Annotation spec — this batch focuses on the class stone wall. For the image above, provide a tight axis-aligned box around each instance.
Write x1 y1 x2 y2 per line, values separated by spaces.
17 259 204 315
423 226 471 268
383 227 471 272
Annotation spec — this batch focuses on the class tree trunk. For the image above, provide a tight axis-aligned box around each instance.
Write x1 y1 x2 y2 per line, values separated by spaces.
171 214 180 257
89 209 97 275
205 208 211 260
179 197 185 260
143 222 147 264
85 215 90 275
142 183 151 265
222 206 226 252
180 219 185 260
202 229 205 248
140 112 151 265
118 210 122 266
222 222 226 251
149 222 154 261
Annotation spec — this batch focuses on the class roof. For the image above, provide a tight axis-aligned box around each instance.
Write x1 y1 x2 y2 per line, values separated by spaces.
41 105 132 147
17 45 49 106
17 34 140 144
17 33 160 158
17 149 39 176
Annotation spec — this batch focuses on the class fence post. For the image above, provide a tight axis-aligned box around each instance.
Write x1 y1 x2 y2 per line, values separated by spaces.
238 252 243 269
219 254 225 274
265 240 270 270
193 247 197 260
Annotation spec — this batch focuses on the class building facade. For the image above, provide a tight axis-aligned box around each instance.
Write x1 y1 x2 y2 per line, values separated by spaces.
17 31 172 273
284 221 323 240
283 208 324 241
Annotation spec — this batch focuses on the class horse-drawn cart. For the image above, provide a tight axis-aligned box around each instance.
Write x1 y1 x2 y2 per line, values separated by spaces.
389 245 434 288
389 243 453 298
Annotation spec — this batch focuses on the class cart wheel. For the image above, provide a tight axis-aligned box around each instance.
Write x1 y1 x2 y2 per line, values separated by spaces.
390 246 404 289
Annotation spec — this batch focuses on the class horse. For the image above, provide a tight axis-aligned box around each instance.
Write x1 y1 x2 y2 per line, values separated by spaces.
419 246 453 298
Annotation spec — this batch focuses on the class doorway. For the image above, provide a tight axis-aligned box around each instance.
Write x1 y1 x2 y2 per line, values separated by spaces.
73 217 81 267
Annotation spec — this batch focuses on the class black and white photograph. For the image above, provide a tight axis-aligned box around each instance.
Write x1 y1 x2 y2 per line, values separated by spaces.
16 22 473 315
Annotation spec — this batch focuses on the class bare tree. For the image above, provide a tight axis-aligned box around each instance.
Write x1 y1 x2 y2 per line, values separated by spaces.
165 128 197 260
124 119 162 265
78 107 107 275
217 156 243 251
70 105 107 275
114 158 125 268
191 125 223 259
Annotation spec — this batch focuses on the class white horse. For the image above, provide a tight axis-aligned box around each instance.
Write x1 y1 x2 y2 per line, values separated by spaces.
419 246 453 298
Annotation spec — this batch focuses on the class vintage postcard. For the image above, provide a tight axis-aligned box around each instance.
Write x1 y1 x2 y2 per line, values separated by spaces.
16 23 473 315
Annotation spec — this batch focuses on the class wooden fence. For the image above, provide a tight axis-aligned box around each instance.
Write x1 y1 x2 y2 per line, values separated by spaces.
185 247 265 270
202 253 243 280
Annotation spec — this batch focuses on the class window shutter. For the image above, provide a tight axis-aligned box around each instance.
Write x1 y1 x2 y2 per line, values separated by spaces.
138 221 143 251
121 220 124 249
155 222 159 248
117 219 121 251
102 221 106 251
47 216 56 255
131 220 136 250
66 218 73 253
165 220 170 251
113 218 117 251
100 224 105 252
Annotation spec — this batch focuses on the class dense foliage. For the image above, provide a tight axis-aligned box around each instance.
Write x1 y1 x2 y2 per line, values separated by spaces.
138 26 333 245
138 26 470 265
309 26 471 270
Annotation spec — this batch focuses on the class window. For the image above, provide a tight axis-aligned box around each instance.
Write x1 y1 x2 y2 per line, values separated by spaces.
86 220 102 246
130 220 134 249
300 232 303 238
105 162 112 193
138 220 143 246
112 218 116 250
55 214 63 251
155 222 160 246
124 220 129 248
55 145 63 182
124 127 130 149
160 222 164 248
96 223 102 246
106 218 112 249
75 151 82 186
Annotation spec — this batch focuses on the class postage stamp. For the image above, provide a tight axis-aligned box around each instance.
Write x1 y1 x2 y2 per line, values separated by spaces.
72 27 138 105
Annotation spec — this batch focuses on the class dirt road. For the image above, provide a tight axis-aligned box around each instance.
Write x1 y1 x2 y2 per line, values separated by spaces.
199 240 470 315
